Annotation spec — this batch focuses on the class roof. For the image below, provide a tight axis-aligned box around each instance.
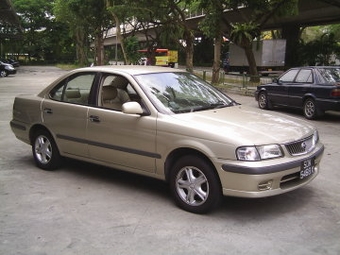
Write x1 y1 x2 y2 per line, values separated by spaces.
76 65 186 76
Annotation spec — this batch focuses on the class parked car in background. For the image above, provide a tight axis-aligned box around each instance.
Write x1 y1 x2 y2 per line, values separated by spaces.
1 58 20 67
255 66 340 119
0 61 17 77
10 66 324 213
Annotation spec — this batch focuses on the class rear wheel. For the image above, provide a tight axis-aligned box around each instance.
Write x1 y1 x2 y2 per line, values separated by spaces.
303 98 320 120
170 155 222 214
32 130 61 170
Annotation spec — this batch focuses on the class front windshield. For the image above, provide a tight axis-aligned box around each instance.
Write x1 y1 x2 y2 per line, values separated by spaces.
135 72 236 114
318 67 340 83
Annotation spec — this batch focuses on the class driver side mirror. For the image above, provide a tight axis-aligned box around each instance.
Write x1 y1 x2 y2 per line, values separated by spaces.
272 77 282 85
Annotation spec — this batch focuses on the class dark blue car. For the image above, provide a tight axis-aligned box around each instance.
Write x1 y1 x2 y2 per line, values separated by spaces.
0 61 17 77
255 66 340 119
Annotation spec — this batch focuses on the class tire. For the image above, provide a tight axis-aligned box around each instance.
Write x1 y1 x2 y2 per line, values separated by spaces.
170 155 222 214
303 98 320 120
258 91 271 109
0 70 7 77
32 130 61 170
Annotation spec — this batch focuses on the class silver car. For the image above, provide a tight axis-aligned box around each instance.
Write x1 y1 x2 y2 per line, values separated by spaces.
10 66 324 213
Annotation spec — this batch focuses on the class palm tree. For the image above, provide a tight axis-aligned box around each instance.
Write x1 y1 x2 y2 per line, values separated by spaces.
230 22 260 82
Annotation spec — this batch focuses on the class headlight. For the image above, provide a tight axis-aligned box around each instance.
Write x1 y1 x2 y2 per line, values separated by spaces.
236 144 283 161
5 65 14 71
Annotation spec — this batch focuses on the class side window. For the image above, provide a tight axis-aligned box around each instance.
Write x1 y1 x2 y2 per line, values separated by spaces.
100 75 141 110
279 69 299 83
50 73 95 105
295 69 313 83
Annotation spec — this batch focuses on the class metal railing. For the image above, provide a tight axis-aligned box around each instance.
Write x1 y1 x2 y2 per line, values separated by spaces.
194 69 275 96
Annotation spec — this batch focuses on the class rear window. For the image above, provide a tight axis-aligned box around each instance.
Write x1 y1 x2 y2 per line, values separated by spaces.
318 68 340 83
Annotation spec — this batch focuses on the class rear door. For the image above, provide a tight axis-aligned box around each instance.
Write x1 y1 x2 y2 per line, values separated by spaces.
287 68 313 108
42 72 96 157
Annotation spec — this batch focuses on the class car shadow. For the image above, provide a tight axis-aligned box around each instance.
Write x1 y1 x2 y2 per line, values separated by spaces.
18 156 318 217
56 158 315 218
215 187 316 219
60 158 170 200
270 107 340 122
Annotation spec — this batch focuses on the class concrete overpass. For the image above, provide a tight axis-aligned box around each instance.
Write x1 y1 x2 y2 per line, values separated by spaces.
104 0 340 46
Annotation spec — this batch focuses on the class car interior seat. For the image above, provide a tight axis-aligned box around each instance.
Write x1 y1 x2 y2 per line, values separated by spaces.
110 76 131 104
102 86 122 109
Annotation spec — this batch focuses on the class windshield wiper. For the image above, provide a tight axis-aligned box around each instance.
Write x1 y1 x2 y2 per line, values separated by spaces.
209 102 227 108
190 102 228 112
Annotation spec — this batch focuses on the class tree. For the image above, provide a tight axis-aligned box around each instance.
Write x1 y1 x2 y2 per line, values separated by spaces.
199 0 298 83
230 22 260 81
199 0 225 83
13 0 54 61
105 0 197 71
54 0 111 66
297 26 340 65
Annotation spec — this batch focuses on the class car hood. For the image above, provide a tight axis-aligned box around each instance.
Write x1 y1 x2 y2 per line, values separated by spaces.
169 105 314 145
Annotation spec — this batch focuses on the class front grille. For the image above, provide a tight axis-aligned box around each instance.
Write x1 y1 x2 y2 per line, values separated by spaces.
285 135 314 156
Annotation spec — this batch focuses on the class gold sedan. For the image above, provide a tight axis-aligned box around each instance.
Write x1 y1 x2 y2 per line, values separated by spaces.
10 66 324 214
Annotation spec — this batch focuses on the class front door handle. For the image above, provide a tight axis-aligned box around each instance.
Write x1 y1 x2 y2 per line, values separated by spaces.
44 108 52 114
89 115 100 123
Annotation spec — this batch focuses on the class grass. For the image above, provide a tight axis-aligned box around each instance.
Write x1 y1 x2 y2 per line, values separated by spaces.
55 64 82 70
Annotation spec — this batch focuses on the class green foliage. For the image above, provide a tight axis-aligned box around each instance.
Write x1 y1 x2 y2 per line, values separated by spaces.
199 0 224 39
230 22 260 48
12 0 75 63
124 36 141 64
7 0 338 69
298 32 340 66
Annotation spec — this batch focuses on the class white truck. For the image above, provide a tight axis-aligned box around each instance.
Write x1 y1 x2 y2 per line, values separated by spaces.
227 39 286 76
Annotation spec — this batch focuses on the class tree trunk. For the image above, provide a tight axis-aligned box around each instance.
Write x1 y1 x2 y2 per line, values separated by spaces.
95 32 105 65
184 30 194 73
212 36 222 84
112 14 128 65
75 28 87 66
244 46 259 83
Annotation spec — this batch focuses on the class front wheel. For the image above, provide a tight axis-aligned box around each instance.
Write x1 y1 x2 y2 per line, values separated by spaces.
170 155 222 214
258 91 271 109
0 70 7 77
32 130 61 170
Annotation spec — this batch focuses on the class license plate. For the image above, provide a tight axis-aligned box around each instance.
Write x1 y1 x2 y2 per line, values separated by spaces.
300 158 315 179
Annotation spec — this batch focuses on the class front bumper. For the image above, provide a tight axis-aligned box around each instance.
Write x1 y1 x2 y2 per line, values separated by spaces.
7 69 17 75
216 143 324 198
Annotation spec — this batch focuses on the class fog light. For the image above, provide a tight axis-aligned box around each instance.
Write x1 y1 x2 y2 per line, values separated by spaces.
258 180 273 191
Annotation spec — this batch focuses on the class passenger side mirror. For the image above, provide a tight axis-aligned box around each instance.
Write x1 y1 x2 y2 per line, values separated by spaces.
122 101 144 115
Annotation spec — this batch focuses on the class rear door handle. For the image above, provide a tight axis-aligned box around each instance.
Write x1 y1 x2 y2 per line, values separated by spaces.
89 115 100 123
44 108 52 114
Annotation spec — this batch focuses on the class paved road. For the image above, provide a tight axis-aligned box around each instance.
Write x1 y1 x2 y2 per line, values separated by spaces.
1 66 339 255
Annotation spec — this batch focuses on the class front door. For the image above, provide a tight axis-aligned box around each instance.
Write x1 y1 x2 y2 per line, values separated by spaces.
87 107 157 172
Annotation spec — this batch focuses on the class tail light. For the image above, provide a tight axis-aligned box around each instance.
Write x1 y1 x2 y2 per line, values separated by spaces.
331 88 340 97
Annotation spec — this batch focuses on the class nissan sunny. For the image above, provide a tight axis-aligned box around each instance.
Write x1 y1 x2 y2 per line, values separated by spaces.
10 66 324 213
255 66 340 119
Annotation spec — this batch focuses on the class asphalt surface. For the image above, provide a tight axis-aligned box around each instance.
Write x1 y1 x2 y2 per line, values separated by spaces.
1 66 340 255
